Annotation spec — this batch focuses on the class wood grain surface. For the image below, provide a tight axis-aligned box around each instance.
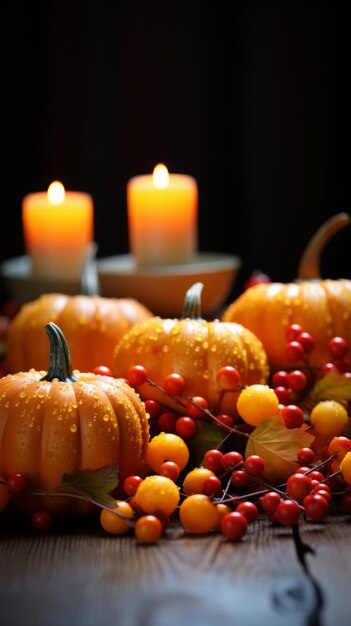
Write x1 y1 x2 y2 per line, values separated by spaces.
1 512 350 626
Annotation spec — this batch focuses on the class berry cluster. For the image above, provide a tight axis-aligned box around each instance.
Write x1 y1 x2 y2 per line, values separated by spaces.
2 321 351 544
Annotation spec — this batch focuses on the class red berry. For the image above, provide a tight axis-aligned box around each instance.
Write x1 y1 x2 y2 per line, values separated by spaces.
144 399 162 419
275 499 301 525
320 362 338 377
123 475 143 496
303 493 329 521
281 404 304 429
216 366 241 390
163 373 186 396
93 365 113 377
203 475 222 496
32 511 53 531
157 411 178 433
341 492 351 512
159 461 180 482
236 501 259 524
127 365 148 387
286 324 304 342
260 491 281 514
221 451 243 470
272 370 288 388
286 473 312 501
274 386 291 405
328 336 348 360
231 470 249 488
286 369 307 391
216 414 234 430
308 470 324 483
175 416 196 439
297 331 315 354
7 472 28 494
186 396 208 418
204 449 223 473
244 455 265 477
297 447 315 465
313 488 332 503
244 271 271 290
221 511 248 540
285 341 304 362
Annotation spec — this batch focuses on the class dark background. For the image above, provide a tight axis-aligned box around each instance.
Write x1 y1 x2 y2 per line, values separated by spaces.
0 0 349 305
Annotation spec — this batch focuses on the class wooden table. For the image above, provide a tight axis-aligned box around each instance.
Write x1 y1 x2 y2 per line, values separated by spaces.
1 512 350 626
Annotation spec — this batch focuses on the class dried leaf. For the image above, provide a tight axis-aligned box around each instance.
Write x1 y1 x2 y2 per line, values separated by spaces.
245 415 314 483
309 370 351 403
60 462 119 508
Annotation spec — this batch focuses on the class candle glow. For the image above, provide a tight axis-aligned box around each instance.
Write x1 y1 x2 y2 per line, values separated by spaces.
127 163 198 266
22 181 94 280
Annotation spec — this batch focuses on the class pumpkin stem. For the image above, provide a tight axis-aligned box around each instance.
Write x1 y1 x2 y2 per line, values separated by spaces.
297 212 350 280
40 322 77 383
181 282 204 320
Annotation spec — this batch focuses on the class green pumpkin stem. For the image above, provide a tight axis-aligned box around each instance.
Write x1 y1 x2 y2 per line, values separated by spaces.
181 282 204 320
297 212 350 280
40 322 77 383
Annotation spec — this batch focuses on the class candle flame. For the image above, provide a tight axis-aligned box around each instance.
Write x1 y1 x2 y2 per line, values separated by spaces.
153 164 169 189
47 181 65 205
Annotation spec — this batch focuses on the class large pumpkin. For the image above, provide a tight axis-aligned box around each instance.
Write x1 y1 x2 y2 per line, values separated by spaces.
0 323 149 515
5 293 153 373
112 282 269 416
222 213 351 371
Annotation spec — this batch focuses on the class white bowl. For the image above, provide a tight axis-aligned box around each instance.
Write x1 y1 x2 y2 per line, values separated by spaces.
97 253 241 317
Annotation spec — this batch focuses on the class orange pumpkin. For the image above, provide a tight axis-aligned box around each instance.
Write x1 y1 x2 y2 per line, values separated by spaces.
112 282 269 416
5 293 153 374
0 323 149 515
222 213 351 371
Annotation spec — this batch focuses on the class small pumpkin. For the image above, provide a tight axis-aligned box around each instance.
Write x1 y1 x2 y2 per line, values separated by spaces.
5 293 153 374
0 322 149 515
112 282 269 416
222 213 351 371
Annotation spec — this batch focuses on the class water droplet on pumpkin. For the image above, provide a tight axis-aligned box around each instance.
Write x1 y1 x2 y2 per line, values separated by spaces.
19 392 26 399
202 370 211 379
70 424 78 433
103 415 110 422
93 393 99 400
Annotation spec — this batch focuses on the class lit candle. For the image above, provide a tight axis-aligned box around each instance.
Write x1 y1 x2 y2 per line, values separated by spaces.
22 181 94 280
127 164 198 266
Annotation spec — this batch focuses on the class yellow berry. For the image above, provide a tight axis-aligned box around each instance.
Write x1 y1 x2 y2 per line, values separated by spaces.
145 432 190 473
236 384 279 427
310 400 348 437
182 467 216 495
340 452 351 484
134 475 180 516
179 494 219 533
100 500 134 534
214 503 232 531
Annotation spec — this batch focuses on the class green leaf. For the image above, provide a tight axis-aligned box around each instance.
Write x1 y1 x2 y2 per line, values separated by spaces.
60 462 119 508
309 370 351 403
245 415 314 483
190 421 224 465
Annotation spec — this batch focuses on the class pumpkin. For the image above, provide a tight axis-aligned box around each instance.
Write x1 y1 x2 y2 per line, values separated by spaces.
0 322 149 515
112 282 269 416
222 212 351 372
5 293 153 374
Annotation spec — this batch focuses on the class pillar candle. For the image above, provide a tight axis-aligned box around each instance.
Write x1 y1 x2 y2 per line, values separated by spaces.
127 164 198 266
22 181 94 280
